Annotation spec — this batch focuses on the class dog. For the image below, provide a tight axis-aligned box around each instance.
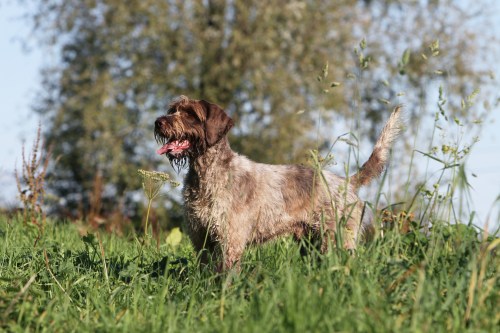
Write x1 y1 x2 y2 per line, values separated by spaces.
155 96 403 270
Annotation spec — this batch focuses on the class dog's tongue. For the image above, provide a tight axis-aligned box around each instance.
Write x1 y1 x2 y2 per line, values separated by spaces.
156 140 190 155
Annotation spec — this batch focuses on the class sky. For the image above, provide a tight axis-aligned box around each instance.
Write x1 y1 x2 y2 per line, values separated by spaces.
1 2 499 229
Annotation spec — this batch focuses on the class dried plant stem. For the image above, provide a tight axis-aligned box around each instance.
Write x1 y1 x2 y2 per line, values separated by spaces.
96 232 111 292
3 274 37 321
15 123 51 242
43 249 72 302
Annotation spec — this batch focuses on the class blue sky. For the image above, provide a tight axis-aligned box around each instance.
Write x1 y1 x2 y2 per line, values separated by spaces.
1 2 499 228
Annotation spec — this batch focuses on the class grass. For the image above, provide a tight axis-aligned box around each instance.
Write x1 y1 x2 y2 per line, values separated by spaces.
0 214 498 332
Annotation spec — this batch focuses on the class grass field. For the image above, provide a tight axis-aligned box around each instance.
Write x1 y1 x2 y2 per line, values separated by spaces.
0 214 498 332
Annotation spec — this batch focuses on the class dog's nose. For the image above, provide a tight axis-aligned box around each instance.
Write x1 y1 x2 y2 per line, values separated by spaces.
155 117 166 129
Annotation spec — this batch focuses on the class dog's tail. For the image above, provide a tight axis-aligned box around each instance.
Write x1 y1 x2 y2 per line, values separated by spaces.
349 106 404 191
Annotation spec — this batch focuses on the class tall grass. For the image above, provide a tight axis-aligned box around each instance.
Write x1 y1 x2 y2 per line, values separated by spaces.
0 213 498 332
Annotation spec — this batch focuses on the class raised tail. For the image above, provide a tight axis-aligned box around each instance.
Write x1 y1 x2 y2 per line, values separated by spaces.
350 106 404 191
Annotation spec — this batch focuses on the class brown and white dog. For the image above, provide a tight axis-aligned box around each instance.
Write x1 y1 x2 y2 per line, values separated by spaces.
155 96 403 270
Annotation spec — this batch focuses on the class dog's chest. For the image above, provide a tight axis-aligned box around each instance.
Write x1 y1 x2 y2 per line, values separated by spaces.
183 166 231 229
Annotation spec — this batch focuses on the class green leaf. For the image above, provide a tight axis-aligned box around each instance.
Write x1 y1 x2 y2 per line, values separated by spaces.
360 38 367 50
82 233 96 245
322 62 329 79
166 227 183 248
402 48 410 66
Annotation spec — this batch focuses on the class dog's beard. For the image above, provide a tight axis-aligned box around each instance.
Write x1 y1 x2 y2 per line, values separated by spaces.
168 155 189 172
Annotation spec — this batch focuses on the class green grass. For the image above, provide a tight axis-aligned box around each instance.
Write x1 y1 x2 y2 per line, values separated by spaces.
0 215 498 332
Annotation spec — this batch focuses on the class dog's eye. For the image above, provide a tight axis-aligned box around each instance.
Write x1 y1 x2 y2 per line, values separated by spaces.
185 110 198 120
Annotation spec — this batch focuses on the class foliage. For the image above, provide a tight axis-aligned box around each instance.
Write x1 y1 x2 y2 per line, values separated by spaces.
24 0 498 220
0 214 498 332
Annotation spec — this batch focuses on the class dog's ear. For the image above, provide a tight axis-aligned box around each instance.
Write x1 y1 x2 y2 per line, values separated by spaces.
200 100 234 146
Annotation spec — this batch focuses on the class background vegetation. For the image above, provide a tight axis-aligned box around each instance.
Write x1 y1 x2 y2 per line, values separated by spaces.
21 0 498 226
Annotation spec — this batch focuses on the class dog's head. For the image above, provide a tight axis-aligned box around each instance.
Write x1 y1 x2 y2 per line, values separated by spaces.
154 96 234 168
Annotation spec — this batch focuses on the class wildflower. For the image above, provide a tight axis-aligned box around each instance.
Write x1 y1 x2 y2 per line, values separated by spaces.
137 169 180 236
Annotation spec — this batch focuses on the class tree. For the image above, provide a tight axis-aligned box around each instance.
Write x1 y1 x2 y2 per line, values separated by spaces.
26 0 498 221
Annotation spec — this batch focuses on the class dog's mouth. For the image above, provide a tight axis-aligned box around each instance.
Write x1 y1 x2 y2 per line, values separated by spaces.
156 139 191 157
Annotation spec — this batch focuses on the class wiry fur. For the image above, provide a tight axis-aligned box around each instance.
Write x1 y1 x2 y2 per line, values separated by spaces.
350 107 403 189
155 96 403 270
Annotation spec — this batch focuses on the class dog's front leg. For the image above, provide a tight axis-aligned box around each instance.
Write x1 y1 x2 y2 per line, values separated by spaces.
220 238 246 272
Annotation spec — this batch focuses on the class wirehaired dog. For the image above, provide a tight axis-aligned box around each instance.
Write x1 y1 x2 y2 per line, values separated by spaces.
155 96 403 270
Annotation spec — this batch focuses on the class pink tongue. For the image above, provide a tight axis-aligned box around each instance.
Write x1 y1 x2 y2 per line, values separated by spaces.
156 144 172 155
156 140 190 155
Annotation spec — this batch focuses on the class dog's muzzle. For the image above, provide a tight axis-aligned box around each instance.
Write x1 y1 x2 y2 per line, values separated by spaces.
154 117 191 157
